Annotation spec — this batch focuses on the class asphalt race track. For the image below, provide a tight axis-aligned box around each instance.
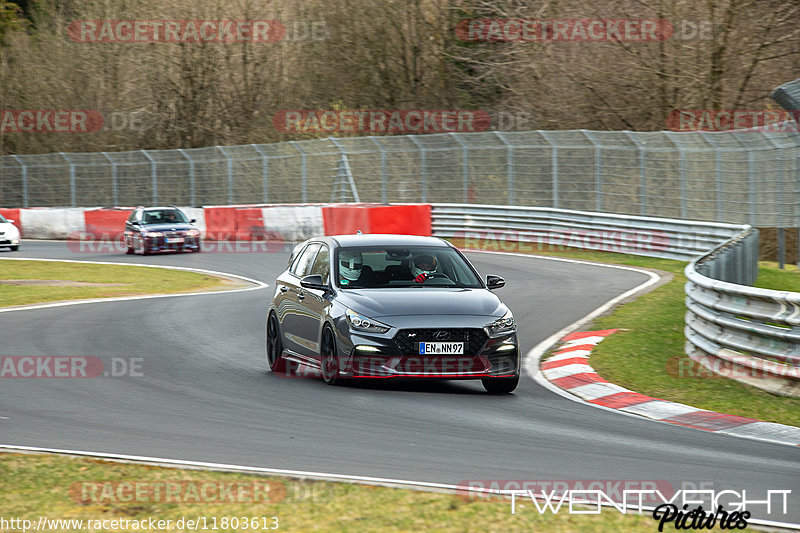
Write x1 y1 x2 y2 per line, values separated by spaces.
1 242 798 525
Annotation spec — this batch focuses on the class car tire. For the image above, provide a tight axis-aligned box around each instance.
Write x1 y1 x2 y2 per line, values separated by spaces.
125 240 134 255
266 313 287 374
482 373 520 394
192 241 201 253
9 245 18 252
135 235 150 255
320 325 342 385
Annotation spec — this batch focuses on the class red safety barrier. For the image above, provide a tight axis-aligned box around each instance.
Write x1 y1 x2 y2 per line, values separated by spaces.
322 204 432 236
0 208 21 235
83 209 133 240
368 204 431 236
321 205 371 235
203 207 238 241
234 208 266 241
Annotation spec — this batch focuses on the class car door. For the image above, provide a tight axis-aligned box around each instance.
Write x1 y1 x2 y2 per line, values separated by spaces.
293 244 332 359
276 242 320 355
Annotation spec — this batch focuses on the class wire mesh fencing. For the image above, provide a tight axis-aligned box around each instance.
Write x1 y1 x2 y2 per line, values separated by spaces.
1 128 799 228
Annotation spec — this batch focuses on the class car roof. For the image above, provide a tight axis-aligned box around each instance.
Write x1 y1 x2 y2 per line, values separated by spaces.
141 206 184 211
330 234 450 248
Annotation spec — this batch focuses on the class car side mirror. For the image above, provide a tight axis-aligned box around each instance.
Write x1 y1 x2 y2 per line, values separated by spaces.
190 218 196 223
130 221 140 226
300 274 328 291
486 275 505 290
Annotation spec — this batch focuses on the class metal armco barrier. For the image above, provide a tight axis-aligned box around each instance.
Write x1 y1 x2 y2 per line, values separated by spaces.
431 203 744 261
686 228 800 397
431 203 800 397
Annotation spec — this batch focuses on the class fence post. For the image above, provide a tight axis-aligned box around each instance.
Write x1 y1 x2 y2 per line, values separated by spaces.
251 144 269 204
329 137 361 203
585 133 603 211
178 149 195 206
624 133 648 216
368 137 387 204
664 133 687 218
762 133 786 268
141 150 157 205
494 132 514 205
748 151 756 225
101 152 118 206
11 155 28 208
699 132 723 222
217 146 234 205
289 141 308 203
449 133 469 203
409 136 427 202
60 153 76 207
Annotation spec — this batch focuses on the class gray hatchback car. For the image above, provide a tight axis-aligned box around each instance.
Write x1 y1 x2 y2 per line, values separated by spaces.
266 234 520 393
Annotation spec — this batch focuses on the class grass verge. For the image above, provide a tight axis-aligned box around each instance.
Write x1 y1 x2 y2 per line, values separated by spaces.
0 260 232 307
0 453 659 533
448 239 800 427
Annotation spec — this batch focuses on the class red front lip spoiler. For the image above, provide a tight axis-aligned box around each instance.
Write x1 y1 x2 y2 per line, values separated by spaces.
351 374 515 379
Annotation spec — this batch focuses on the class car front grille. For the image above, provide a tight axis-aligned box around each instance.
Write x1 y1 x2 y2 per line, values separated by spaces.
394 328 488 356
164 231 186 238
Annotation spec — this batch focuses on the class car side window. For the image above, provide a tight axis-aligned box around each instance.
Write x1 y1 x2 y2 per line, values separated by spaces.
290 243 320 277
309 245 330 284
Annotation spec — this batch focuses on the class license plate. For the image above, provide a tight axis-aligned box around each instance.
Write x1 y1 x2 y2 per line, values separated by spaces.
166 238 184 244
419 342 464 355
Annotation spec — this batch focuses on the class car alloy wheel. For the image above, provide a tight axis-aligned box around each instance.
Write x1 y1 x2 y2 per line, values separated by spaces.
320 326 341 385
266 313 286 373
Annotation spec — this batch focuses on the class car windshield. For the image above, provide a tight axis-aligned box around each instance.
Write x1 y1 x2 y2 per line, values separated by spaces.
336 246 482 289
142 209 188 225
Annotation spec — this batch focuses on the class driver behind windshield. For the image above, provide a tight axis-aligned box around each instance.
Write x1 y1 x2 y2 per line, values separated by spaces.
339 250 366 286
411 253 437 283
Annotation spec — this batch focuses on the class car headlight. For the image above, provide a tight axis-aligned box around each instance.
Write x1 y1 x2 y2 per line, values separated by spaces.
186 229 201 237
486 311 516 337
144 232 164 237
346 308 391 334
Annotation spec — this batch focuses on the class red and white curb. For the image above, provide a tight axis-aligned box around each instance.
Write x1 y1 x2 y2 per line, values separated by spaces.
542 330 800 447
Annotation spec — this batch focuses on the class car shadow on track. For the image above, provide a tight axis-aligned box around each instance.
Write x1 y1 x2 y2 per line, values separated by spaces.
264 370 504 395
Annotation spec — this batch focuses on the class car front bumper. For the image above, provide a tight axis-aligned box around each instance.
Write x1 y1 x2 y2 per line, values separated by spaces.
333 315 519 379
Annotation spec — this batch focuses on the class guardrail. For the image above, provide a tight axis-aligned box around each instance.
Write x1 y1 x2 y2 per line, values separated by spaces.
685 228 800 397
431 204 745 261
431 203 800 397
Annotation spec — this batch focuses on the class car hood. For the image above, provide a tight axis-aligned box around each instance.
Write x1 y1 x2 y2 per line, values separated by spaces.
336 288 507 318
140 223 195 232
